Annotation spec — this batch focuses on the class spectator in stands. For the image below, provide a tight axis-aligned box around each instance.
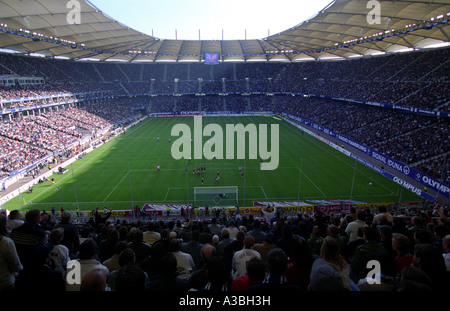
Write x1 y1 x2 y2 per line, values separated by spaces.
81 269 107 292
414 228 433 245
102 241 129 272
99 227 120 263
412 243 450 291
202 255 231 291
39 211 53 232
261 206 277 226
189 244 217 291
325 224 348 256
127 227 151 266
14 243 65 292
170 238 196 281
307 225 324 256
378 225 396 256
118 225 129 243
211 234 219 248
231 235 261 280
392 233 414 275
344 227 365 262
247 219 266 244
6 210 23 234
231 258 265 291
207 217 223 237
397 266 433 291
408 216 433 243
115 262 147 292
147 252 189 291
285 238 314 291
151 228 171 255
276 224 304 262
345 211 368 243
309 255 347 291
253 232 276 266
48 228 69 278
225 219 239 239
357 252 399 291
391 217 413 241
66 239 109 291
53 211 79 259
0 212 23 291
106 247 136 290
373 206 393 226
319 236 352 290
443 234 450 272
432 225 450 253
248 248 301 292
10 209 51 269
216 229 232 257
143 221 161 246
181 229 203 269
141 239 167 279
350 226 388 282
223 230 245 269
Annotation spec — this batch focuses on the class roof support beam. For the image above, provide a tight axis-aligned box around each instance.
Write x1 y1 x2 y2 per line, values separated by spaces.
400 36 415 48
256 40 269 61
438 25 450 42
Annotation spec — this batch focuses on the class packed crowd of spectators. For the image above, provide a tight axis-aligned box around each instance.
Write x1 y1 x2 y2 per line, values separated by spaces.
2 48 448 110
0 136 49 177
1 204 449 292
0 83 117 111
0 101 140 177
0 115 80 151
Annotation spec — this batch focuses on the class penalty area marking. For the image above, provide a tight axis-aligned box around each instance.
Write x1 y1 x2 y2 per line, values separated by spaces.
164 185 268 201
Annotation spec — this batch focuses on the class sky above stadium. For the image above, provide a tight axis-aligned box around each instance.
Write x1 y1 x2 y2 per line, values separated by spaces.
88 0 334 40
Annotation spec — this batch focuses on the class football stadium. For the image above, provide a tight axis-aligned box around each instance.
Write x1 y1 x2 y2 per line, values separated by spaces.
0 0 449 296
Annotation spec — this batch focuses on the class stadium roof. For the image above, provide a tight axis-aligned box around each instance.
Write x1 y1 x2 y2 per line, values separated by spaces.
0 0 449 62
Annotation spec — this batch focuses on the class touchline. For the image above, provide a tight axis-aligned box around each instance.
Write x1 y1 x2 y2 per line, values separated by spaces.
170 116 279 170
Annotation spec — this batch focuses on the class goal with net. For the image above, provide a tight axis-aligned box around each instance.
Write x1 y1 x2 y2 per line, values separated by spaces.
194 186 239 207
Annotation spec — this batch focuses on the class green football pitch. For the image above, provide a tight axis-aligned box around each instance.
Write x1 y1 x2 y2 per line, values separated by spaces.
1 116 422 212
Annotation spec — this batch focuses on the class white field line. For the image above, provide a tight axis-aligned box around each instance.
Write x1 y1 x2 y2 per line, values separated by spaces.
102 171 130 203
302 170 327 198
260 186 268 198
